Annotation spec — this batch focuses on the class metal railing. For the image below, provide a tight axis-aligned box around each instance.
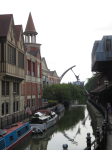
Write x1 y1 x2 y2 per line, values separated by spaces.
0 102 56 129
83 99 111 150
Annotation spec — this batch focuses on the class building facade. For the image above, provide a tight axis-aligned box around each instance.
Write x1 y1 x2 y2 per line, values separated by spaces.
0 14 25 118
41 57 60 88
24 13 43 109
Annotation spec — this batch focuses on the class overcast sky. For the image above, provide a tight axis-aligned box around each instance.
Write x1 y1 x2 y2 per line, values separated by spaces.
1 0 112 83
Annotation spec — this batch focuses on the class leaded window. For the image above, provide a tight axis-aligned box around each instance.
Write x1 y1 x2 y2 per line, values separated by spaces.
13 82 19 95
2 102 9 116
2 81 9 96
2 81 5 95
8 45 16 65
6 82 9 95
13 82 16 92
17 83 19 95
2 103 5 116
18 51 24 69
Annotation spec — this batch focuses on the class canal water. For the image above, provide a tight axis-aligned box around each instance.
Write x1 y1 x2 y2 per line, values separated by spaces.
17 105 95 150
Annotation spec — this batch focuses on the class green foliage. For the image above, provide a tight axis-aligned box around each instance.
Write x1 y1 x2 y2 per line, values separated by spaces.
85 74 97 92
48 100 58 104
43 83 85 104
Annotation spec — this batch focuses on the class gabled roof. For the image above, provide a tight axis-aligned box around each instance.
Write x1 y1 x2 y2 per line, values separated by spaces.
24 13 37 35
0 14 12 37
49 70 59 77
28 48 40 56
41 57 49 70
14 25 22 41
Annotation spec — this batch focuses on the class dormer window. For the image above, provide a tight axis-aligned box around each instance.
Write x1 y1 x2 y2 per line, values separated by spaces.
106 39 111 51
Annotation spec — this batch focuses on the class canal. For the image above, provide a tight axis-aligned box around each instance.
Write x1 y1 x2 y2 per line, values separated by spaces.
17 105 95 150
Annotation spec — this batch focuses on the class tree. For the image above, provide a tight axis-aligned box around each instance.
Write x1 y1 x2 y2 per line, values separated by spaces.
43 83 85 104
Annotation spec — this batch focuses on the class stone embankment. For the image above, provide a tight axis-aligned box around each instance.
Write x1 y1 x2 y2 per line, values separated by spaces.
87 101 112 150
86 101 104 133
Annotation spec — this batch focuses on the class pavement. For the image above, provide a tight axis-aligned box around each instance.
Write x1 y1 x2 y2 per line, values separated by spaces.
106 114 112 150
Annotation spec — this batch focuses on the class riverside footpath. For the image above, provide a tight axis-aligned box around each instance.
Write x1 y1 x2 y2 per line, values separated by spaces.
87 101 112 150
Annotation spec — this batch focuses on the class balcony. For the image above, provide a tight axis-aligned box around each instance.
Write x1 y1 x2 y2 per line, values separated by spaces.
91 36 112 72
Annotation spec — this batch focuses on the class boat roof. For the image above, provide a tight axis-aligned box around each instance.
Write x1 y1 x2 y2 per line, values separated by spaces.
35 109 51 115
34 112 43 116
0 122 29 138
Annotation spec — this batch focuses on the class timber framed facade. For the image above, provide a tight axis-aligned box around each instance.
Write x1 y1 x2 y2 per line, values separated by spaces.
0 14 25 118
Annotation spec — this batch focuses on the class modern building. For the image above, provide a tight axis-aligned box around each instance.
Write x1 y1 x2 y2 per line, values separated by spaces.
90 36 112 106
24 13 42 109
0 14 25 118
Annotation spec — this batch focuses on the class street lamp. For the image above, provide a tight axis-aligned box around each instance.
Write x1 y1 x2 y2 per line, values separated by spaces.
104 79 109 123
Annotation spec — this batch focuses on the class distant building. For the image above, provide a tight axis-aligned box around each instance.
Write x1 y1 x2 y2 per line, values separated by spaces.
73 81 84 85
41 57 60 88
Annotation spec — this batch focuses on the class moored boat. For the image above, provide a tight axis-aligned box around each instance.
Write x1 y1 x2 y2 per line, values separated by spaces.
0 122 32 150
30 110 58 131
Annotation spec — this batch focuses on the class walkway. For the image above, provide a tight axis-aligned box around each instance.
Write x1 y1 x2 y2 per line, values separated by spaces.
87 101 112 150
107 114 112 150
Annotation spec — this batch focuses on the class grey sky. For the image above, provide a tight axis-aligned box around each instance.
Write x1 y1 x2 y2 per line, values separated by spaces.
1 0 112 83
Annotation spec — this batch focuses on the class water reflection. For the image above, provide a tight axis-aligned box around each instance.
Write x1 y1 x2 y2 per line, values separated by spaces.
16 105 95 150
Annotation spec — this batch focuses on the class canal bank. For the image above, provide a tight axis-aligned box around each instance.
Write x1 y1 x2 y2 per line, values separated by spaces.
86 101 104 135
87 100 112 150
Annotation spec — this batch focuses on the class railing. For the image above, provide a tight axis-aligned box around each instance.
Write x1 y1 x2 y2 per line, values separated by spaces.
83 99 111 150
0 102 56 129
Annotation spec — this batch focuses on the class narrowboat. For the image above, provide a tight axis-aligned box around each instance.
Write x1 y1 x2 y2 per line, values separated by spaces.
0 122 32 150
30 110 58 131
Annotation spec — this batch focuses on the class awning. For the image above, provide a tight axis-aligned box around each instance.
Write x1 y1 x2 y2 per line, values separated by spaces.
90 82 112 94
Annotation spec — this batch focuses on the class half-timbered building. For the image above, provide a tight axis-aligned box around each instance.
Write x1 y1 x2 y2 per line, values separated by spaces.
0 14 25 118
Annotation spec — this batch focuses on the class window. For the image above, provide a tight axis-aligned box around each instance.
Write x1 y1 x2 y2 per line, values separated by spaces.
28 85 30 92
17 130 21 137
38 84 40 93
27 60 30 75
6 82 9 95
32 62 35 76
17 83 19 95
2 81 5 95
27 99 31 108
13 82 19 95
8 45 16 65
106 39 111 51
13 101 19 112
26 125 29 131
1 43 4 62
33 85 34 92
10 136 14 142
18 51 24 69
2 81 9 96
17 101 19 111
38 64 40 77
32 99 35 107
2 102 9 116
13 101 16 112
2 103 5 116
13 82 16 92
6 102 9 114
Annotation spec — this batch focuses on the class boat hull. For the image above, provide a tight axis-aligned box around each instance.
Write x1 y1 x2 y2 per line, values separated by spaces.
30 114 58 131
6 130 32 150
